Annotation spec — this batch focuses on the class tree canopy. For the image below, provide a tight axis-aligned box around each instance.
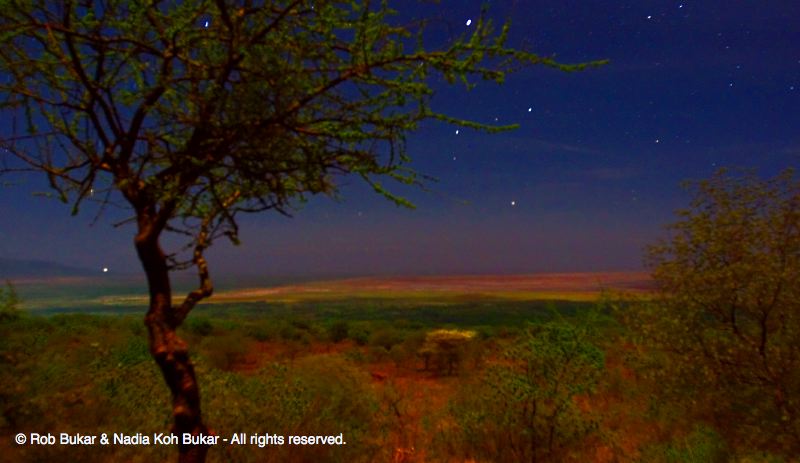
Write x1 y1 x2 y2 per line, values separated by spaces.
0 1 601 264
636 168 800 455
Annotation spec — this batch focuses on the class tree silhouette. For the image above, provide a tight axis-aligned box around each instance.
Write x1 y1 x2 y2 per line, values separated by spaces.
0 2 603 461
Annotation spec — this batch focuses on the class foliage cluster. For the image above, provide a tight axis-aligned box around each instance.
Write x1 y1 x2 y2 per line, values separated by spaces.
418 328 476 376
624 169 800 456
438 319 604 462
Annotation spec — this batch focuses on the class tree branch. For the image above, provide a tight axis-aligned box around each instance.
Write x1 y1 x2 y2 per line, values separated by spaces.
173 190 241 325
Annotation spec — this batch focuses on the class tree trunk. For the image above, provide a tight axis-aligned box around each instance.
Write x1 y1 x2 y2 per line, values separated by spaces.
135 229 210 463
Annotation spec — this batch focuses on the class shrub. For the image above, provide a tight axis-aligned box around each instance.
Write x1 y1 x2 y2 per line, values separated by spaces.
246 321 275 342
185 316 214 337
279 320 308 341
438 320 604 462
202 356 387 462
328 320 349 343
349 325 370 346
368 328 404 351
640 425 729 463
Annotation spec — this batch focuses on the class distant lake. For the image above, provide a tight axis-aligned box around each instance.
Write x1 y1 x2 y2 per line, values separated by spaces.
10 273 320 312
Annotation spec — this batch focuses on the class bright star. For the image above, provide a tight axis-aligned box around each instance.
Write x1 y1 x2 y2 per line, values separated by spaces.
528 107 532 112
455 129 459 135
510 200 516 206
103 267 108 273
466 19 472 26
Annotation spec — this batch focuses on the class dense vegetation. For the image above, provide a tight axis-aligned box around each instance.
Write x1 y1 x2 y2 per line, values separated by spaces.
0 296 793 462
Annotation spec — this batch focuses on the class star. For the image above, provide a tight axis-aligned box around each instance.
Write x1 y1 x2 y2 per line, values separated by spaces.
655 139 660 143
465 19 472 26
455 129 459 135
204 20 209 28
528 107 532 112
647 15 652 19
102 267 108 273
510 200 516 206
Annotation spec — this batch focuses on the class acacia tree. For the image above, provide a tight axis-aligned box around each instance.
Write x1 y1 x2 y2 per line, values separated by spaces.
638 168 800 455
0 1 602 461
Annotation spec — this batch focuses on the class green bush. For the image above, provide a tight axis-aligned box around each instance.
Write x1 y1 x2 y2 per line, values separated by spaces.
349 325 370 346
437 320 604 462
184 316 214 337
279 321 302 341
246 321 276 341
202 355 387 462
640 425 729 463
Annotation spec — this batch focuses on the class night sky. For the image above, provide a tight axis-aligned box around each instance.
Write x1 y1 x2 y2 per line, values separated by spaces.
1 1 799 279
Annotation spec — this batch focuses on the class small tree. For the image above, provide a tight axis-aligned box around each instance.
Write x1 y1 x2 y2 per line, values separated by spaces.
446 320 604 462
640 168 800 455
419 328 475 375
0 2 603 461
